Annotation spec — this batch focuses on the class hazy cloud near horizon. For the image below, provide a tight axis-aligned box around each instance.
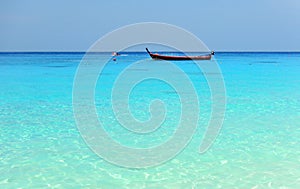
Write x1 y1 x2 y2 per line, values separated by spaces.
0 0 299 51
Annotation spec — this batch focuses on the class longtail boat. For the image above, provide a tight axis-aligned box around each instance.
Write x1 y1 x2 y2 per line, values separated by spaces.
146 48 214 61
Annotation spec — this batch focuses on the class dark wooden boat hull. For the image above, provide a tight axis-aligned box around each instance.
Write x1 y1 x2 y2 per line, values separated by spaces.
146 48 213 61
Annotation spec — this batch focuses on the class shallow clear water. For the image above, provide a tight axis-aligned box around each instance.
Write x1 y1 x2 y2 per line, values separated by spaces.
0 52 300 188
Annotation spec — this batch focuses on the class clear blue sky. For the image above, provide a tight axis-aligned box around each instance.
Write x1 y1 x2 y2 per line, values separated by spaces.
1 0 299 51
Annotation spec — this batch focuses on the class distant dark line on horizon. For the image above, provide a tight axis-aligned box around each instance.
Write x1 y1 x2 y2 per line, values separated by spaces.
0 51 300 54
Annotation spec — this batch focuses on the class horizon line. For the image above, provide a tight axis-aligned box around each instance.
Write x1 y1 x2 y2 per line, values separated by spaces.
0 50 300 53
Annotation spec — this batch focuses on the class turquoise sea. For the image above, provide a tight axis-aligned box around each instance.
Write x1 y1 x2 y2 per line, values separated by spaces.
1 52 300 188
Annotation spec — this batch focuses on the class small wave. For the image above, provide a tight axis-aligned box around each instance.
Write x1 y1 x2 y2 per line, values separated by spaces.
44 65 71 68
